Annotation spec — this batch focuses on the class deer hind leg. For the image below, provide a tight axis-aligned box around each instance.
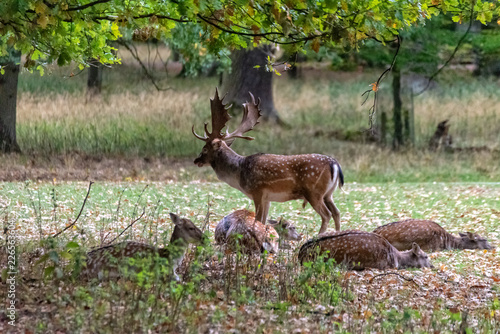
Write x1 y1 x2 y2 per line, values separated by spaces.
324 197 341 231
306 194 332 235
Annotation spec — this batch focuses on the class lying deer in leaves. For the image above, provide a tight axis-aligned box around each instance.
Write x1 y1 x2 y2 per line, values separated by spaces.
373 219 493 252
193 89 344 234
81 213 205 281
214 209 302 254
298 230 433 270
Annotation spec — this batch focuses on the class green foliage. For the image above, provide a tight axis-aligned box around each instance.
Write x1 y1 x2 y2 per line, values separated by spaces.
1 0 498 72
295 257 344 305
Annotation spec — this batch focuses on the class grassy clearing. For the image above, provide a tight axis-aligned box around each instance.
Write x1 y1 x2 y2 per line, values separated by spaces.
7 60 499 183
1 181 499 332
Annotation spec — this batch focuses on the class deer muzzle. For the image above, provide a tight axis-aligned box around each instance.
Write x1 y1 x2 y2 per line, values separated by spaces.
194 155 205 167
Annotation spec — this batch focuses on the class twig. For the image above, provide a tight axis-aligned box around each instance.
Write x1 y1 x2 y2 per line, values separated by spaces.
99 187 128 244
106 208 146 245
361 35 401 132
201 195 212 232
117 40 172 92
369 271 418 286
132 184 149 218
25 183 43 239
52 181 94 239
414 0 476 96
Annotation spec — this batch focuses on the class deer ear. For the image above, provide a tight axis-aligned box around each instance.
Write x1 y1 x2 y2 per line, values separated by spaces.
466 232 476 240
170 213 182 226
458 232 467 238
411 242 421 254
267 219 278 226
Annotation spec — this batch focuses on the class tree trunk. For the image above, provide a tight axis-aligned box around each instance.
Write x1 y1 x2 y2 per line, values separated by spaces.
87 58 103 97
221 46 281 122
380 111 387 146
392 61 403 149
0 53 21 153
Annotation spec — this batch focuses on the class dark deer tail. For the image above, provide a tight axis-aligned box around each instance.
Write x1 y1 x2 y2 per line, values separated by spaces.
330 160 344 188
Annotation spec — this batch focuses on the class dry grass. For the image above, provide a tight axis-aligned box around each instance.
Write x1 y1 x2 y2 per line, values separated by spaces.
5 59 499 182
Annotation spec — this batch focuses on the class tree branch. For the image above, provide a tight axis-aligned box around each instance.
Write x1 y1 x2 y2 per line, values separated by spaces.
106 208 146 245
369 271 418 286
52 181 93 239
361 35 401 132
66 0 111 12
414 0 476 96
117 39 172 91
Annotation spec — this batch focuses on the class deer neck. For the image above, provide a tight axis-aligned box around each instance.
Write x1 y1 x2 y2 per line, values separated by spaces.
164 226 191 271
211 146 245 190
394 249 412 269
448 235 465 250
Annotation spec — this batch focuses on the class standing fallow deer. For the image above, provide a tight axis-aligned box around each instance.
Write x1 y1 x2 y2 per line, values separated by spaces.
373 219 493 252
81 213 205 281
193 89 344 234
298 230 433 270
215 209 302 253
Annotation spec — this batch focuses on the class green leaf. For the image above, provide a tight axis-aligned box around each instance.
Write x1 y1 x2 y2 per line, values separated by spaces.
65 241 80 249
44 266 55 278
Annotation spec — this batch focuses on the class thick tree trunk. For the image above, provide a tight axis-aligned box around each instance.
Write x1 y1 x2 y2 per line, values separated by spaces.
0 55 21 153
392 62 403 149
221 46 281 122
87 58 103 97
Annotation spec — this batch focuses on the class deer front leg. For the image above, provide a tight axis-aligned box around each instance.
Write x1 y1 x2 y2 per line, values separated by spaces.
324 197 341 231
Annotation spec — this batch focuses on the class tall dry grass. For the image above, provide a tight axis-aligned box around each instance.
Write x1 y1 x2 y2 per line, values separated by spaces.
11 62 500 182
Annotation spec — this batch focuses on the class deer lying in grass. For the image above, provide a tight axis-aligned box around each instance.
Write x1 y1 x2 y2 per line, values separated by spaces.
298 230 433 270
81 213 205 281
215 209 302 254
193 89 344 234
373 219 493 252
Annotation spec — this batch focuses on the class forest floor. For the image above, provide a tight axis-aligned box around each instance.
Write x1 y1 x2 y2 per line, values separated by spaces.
1 182 499 332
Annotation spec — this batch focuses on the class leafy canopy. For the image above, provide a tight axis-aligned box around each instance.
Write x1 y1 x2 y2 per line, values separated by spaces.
1 0 499 73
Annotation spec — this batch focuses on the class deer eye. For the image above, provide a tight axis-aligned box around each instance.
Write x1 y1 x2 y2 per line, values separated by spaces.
202 148 208 154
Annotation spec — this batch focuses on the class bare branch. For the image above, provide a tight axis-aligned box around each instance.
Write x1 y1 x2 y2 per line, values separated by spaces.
52 181 93 239
66 0 111 12
106 208 146 245
414 0 476 96
117 40 172 91
369 271 419 286
361 35 401 132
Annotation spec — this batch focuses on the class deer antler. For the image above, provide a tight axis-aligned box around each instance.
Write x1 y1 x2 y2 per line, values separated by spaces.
224 92 262 146
192 88 232 142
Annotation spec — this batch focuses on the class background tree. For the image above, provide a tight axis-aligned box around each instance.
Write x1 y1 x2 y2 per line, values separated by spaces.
0 49 21 153
1 0 498 152
221 46 281 122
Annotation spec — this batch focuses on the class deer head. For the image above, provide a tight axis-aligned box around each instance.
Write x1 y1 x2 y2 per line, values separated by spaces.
458 232 493 250
169 213 206 246
193 88 262 167
399 242 433 269
268 217 302 241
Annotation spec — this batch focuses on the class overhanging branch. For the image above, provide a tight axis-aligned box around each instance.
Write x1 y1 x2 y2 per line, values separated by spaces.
414 0 476 96
361 35 401 132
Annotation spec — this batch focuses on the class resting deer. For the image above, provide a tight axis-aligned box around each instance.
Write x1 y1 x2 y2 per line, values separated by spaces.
193 89 344 234
215 209 302 253
298 230 433 270
373 219 493 252
81 213 205 281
